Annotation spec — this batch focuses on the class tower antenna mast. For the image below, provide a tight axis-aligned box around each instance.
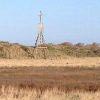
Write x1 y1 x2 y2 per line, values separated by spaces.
34 11 48 59
35 11 45 47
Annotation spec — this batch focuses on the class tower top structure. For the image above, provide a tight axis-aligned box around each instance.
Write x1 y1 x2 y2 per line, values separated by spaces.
39 11 43 23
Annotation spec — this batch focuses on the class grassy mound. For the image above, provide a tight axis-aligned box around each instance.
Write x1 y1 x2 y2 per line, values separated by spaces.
0 41 100 59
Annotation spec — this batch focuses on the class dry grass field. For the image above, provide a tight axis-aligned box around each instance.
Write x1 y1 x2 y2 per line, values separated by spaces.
0 57 100 68
0 57 99 100
0 86 99 100
0 66 100 92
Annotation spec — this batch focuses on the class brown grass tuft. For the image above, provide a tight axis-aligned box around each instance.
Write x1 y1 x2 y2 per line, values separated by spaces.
0 85 99 100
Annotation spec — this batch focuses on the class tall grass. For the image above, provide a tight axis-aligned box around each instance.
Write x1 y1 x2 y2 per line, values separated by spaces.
0 86 99 100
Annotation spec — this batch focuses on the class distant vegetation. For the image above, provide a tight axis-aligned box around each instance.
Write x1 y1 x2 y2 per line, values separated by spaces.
47 42 100 59
0 41 100 59
48 42 100 58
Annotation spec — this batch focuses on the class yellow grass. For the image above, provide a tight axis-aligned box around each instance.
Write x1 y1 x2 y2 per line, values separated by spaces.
0 57 100 68
0 86 99 100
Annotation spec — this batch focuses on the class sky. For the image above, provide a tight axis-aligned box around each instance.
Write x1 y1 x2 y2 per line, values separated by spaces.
0 0 100 45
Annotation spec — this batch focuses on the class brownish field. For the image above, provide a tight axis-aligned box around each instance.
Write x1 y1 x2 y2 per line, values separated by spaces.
0 57 100 68
0 66 99 92
0 58 100 99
